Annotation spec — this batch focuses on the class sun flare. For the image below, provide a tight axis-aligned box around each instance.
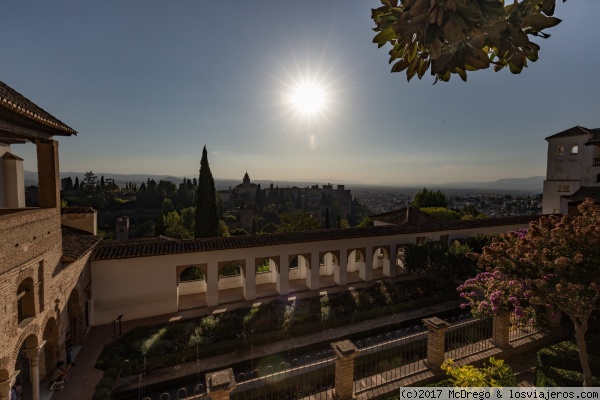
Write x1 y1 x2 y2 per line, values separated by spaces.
290 83 325 114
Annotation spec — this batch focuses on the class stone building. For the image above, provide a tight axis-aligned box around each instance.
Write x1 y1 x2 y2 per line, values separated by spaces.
0 81 100 400
543 125 600 214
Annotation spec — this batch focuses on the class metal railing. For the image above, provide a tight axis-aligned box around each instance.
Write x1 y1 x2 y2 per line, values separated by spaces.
354 326 428 393
509 318 543 342
445 317 493 361
141 383 206 400
232 351 335 400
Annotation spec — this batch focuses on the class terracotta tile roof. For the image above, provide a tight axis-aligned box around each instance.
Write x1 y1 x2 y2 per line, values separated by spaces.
0 80 77 136
562 186 600 203
91 214 540 261
585 129 600 146
62 226 102 261
545 126 594 140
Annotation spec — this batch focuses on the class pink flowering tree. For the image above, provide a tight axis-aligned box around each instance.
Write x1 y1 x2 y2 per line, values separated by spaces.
458 199 600 387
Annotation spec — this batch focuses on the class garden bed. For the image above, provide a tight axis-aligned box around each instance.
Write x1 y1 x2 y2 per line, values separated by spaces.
96 277 457 377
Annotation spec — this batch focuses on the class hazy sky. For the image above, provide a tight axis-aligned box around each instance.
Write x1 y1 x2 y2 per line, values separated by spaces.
2 1 600 185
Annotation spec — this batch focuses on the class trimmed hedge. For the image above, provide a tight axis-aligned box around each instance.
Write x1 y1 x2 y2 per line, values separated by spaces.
536 366 600 387
537 341 600 374
535 335 600 387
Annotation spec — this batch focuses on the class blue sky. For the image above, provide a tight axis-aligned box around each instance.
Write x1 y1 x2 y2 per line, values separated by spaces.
2 1 600 185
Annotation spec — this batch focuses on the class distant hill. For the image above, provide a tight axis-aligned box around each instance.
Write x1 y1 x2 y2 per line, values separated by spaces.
24 171 544 193
433 176 544 192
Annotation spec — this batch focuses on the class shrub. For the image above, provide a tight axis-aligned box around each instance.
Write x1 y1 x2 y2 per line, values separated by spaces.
95 376 114 391
92 387 111 400
537 340 600 374
536 366 600 387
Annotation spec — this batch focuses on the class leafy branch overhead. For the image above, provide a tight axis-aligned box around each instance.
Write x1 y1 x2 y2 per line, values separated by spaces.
371 0 564 83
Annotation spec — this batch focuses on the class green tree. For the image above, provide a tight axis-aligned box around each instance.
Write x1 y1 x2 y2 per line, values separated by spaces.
277 211 321 232
459 199 600 386
371 0 563 83
412 188 447 208
420 206 460 220
83 171 98 193
73 176 80 190
194 146 219 238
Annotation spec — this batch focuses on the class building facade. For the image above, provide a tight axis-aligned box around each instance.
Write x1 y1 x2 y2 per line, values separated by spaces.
0 81 100 400
543 125 600 214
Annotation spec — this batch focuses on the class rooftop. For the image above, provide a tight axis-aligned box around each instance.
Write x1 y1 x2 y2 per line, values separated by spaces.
0 80 77 141
92 211 540 261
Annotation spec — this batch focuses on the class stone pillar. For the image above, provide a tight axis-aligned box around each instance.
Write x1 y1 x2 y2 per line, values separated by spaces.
36 139 60 209
206 261 219 307
0 372 18 400
384 244 397 278
423 317 450 371
25 343 44 400
492 311 512 350
335 249 348 286
276 255 289 295
331 340 358 400
307 252 320 290
361 246 373 282
243 258 256 301
206 368 236 400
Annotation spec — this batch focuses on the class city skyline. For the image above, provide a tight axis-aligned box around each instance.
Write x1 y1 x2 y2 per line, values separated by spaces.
2 1 600 185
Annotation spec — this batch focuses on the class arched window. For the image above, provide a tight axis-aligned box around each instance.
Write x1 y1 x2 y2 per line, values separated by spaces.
17 278 35 322
556 145 564 156
179 266 204 282
219 262 241 277
570 145 579 155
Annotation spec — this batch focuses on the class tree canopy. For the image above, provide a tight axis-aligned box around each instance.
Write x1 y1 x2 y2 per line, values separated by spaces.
412 188 448 208
458 199 600 386
371 0 564 83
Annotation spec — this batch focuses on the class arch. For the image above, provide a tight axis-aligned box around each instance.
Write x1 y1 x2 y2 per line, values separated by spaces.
179 266 205 282
347 249 365 273
177 265 207 311
41 317 59 381
372 246 390 270
318 251 339 277
17 277 36 323
288 254 310 292
254 257 279 297
218 261 244 278
67 288 84 344
11 327 39 363
217 261 245 294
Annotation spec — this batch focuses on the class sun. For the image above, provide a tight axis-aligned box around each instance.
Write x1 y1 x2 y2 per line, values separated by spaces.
290 83 325 114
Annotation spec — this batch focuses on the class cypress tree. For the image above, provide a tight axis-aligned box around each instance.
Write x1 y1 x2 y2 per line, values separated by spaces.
73 176 80 190
194 146 219 238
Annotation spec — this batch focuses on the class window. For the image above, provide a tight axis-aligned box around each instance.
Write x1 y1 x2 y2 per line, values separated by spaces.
597 174 600 183
17 278 35 322
570 145 579 155
556 145 564 156
558 185 570 192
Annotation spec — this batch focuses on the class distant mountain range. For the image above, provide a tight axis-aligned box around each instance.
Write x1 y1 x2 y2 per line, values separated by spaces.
23 171 544 192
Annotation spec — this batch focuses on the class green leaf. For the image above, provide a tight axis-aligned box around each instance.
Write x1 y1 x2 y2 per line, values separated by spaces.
523 13 561 31
373 27 397 46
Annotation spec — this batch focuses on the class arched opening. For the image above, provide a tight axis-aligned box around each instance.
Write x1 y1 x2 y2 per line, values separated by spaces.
67 289 84 344
17 278 35 323
556 145 564 156
289 255 310 292
372 247 390 279
14 334 39 400
177 265 207 311
217 261 245 304
347 250 365 283
255 258 279 298
397 246 408 275
41 318 58 382
319 252 339 287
